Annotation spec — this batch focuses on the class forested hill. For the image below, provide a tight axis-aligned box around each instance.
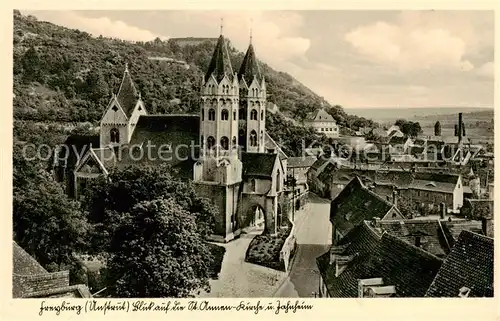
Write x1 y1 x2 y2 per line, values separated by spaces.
13 10 376 131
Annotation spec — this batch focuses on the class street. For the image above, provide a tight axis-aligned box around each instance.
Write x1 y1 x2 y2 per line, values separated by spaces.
274 193 332 297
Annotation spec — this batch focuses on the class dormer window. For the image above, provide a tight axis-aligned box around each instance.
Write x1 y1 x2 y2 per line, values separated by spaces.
426 182 437 187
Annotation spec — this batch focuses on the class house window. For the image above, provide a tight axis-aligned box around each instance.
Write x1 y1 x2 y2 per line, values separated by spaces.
221 109 229 120
220 136 229 150
250 109 258 120
208 108 216 121
415 236 421 247
110 128 120 143
207 136 216 150
250 130 258 146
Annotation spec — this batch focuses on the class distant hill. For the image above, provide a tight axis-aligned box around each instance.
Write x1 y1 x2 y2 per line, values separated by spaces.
13 10 371 130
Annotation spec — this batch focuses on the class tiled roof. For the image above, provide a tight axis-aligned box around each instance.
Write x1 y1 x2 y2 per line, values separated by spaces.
317 222 443 297
287 156 317 168
59 135 100 169
305 108 335 122
117 115 200 168
310 157 331 171
116 67 139 117
330 177 395 236
425 231 493 297
13 241 47 276
442 220 483 245
205 35 234 83
241 152 277 178
375 219 452 258
237 43 263 85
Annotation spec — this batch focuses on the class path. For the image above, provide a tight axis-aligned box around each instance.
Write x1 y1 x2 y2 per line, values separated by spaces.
274 193 332 297
198 227 287 298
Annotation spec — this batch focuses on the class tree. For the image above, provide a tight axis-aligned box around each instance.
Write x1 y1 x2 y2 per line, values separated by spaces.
434 121 441 136
83 164 217 252
105 198 212 297
21 46 42 83
13 154 89 270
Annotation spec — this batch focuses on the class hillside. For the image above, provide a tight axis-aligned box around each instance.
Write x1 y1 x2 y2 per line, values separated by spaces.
13 11 376 129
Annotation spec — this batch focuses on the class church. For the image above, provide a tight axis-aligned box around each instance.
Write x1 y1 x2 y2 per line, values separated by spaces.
55 30 292 242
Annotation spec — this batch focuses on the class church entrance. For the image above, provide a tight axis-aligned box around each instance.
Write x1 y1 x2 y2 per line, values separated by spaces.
246 205 265 234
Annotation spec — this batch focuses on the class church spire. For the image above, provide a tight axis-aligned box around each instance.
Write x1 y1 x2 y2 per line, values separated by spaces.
238 36 262 84
116 63 139 116
204 21 234 83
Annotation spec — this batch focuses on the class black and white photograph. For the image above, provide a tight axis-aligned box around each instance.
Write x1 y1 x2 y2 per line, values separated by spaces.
11 9 494 302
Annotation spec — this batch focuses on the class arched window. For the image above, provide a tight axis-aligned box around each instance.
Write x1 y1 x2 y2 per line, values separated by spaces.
251 178 256 192
232 136 237 148
250 109 258 120
208 108 216 121
207 136 216 150
221 109 229 120
261 110 264 120
220 136 229 150
201 109 205 121
239 108 246 120
110 128 120 143
233 110 237 120
250 130 257 146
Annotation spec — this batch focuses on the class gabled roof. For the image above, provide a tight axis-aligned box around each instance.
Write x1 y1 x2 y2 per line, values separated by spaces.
116 65 139 117
204 35 234 83
241 152 278 178
317 222 443 297
13 241 47 276
238 43 263 85
59 135 100 169
264 132 288 160
330 177 396 236
287 156 317 168
425 231 493 297
117 115 200 168
305 108 335 122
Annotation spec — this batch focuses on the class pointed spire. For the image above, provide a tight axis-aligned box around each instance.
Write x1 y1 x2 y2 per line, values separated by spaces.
204 28 234 83
238 37 262 84
220 17 224 35
249 18 253 44
116 63 139 117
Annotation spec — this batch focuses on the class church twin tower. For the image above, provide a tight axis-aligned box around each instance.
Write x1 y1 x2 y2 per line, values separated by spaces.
194 31 267 184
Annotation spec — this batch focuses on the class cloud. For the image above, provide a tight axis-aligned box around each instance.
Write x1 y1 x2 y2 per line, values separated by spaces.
22 10 169 42
476 61 494 78
344 18 474 72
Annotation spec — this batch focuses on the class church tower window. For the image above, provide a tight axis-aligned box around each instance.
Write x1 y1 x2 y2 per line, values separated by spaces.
207 136 216 150
261 110 264 120
110 128 120 143
250 130 257 146
208 108 216 121
220 136 229 150
250 109 258 120
233 110 237 120
202 109 205 121
232 136 237 148
221 109 229 120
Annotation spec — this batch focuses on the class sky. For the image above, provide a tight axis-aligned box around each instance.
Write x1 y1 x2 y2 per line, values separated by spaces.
22 10 494 109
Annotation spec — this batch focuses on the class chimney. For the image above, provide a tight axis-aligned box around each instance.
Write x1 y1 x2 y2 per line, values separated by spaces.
482 217 494 238
392 190 398 207
373 217 381 227
439 202 446 220
458 113 463 144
